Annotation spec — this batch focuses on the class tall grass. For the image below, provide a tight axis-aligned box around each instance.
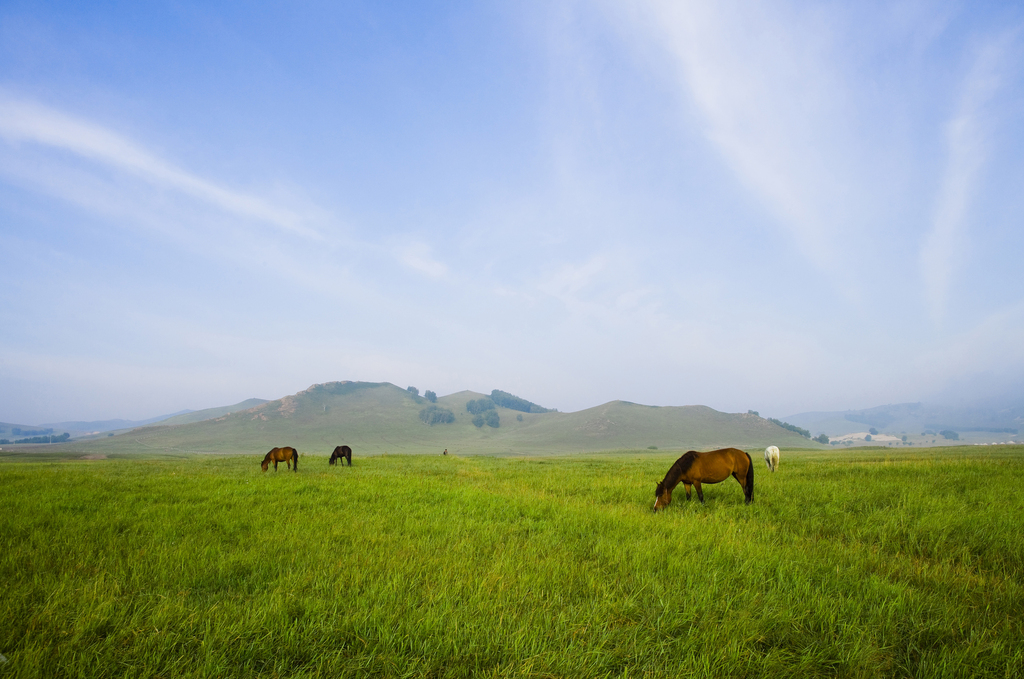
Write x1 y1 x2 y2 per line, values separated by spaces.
1 447 1022 677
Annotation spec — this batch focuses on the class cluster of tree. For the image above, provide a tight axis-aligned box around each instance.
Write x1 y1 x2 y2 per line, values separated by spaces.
424 390 437 403
472 411 500 428
768 418 811 438
489 389 551 413
2 432 71 444
747 410 760 416
419 406 455 425
11 427 53 436
407 386 419 396
813 434 829 444
939 430 959 440
466 398 496 415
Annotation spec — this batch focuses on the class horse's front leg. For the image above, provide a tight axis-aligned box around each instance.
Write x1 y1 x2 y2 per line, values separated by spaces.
694 481 704 503
684 483 692 500
274 460 279 471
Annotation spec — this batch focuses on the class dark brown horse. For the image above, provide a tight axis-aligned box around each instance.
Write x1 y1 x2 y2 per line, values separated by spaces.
654 448 753 510
329 445 352 466
261 446 298 472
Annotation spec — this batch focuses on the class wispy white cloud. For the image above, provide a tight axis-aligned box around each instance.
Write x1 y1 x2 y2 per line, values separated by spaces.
397 241 449 279
623 3 852 264
920 33 1014 321
0 92 321 239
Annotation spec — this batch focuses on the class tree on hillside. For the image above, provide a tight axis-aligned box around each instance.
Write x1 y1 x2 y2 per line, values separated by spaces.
484 410 500 428
490 389 551 413
419 406 454 425
748 410 760 417
869 427 878 435
466 398 495 414
768 418 811 438
865 434 872 442
813 434 829 444
424 390 437 403
407 386 419 396
940 430 959 440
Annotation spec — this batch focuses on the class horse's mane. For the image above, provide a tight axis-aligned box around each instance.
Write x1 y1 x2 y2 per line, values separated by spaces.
655 451 698 496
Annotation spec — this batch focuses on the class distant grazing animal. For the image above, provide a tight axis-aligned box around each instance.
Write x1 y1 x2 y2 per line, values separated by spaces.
329 445 352 466
654 448 753 511
443 449 448 455
764 445 780 472
261 446 298 472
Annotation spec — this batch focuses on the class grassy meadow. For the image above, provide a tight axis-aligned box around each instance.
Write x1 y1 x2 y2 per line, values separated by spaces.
1 446 1022 677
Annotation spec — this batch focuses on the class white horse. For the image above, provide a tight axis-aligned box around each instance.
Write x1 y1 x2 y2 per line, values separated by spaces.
764 445 780 472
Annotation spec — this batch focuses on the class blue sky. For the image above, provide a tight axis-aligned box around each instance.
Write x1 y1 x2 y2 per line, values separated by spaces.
2 1 1023 424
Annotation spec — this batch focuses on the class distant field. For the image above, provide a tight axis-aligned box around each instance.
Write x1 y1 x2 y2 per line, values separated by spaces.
1 447 1022 677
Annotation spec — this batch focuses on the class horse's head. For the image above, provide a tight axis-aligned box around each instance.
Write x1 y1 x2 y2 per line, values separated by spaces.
261 459 270 471
653 482 671 511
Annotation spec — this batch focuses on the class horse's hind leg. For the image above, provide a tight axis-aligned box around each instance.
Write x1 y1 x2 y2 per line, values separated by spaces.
733 472 752 504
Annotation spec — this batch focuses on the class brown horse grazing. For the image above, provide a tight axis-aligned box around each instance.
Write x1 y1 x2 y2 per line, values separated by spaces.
261 446 298 472
329 445 352 466
654 448 753 511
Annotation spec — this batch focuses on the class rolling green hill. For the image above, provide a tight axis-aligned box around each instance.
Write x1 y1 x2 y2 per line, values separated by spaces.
53 381 816 456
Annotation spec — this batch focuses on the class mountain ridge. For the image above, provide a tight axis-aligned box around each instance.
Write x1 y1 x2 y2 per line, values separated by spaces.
46 380 815 456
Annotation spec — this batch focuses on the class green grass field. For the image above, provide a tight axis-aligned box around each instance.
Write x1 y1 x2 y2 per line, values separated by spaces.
2 447 1022 677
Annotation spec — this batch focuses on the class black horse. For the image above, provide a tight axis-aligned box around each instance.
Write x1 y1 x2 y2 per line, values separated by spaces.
329 445 352 466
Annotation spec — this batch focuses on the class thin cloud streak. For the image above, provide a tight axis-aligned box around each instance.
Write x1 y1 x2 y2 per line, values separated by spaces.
920 33 1013 321
0 93 321 239
628 3 854 278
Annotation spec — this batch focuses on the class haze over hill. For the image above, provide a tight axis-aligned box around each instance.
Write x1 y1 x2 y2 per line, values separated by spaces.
784 402 1024 444
57 381 814 456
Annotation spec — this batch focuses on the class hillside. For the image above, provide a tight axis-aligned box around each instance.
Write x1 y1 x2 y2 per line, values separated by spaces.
153 398 269 426
52 381 815 456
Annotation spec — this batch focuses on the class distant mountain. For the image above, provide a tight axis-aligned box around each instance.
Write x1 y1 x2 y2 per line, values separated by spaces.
783 402 1024 438
3 398 270 441
38 411 193 436
56 381 814 456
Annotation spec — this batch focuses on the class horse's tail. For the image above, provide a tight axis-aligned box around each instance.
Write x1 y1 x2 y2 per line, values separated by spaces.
744 452 754 503
293 448 298 472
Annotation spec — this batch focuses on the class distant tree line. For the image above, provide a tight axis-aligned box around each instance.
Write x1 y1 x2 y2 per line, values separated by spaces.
11 427 53 436
1 432 70 444
813 434 829 444
768 418 811 439
419 406 455 425
490 390 551 414
939 430 959 441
